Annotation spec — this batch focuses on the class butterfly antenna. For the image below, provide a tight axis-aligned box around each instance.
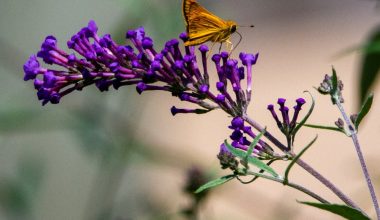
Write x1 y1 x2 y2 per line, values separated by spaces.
234 31 243 51
239 25 255 28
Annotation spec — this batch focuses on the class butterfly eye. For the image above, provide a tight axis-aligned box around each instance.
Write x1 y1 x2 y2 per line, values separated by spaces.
230 25 237 33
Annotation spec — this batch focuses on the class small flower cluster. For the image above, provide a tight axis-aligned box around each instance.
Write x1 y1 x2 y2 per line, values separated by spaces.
217 117 274 170
23 20 258 117
318 74 344 104
267 98 306 147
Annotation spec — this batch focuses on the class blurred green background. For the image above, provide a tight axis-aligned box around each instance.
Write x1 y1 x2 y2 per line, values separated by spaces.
1 0 380 220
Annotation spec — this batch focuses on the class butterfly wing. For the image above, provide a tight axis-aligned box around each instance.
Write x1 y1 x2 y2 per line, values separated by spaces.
183 0 231 46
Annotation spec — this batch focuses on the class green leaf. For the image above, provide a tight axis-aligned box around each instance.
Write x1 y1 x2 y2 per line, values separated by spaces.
224 140 278 177
195 175 235 193
362 40 380 54
355 93 374 130
360 26 380 104
292 91 315 137
299 201 370 220
245 129 265 160
224 140 248 158
303 123 345 134
331 67 338 95
284 136 317 184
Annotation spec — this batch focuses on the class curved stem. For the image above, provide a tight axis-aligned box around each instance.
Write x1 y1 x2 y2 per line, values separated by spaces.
336 101 380 219
245 171 329 204
242 114 361 210
295 157 360 209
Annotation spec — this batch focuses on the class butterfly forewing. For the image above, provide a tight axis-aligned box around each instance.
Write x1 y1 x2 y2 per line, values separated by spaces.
183 0 233 46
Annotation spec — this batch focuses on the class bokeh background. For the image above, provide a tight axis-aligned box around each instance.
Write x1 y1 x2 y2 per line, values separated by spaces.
1 0 380 219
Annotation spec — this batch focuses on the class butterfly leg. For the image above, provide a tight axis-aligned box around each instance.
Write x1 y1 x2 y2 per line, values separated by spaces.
206 41 218 59
218 43 223 53
226 39 233 54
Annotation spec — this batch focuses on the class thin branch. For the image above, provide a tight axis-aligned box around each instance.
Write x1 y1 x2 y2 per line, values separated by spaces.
242 114 361 210
336 101 380 220
245 171 330 204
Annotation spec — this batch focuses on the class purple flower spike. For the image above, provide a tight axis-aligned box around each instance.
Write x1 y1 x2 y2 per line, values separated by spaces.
150 61 161 71
179 32 188 42
296 98 306 107
179 93 191 101
240 53 258 103
216 82 225 91
199 84 209 94
239 52 246 61
241 53 259 66
34 78 43 89
171 106 209 116
267 104 282 129
126 30 137 39
225 117 269 160
216 94 225 102
136 82 147 94
217 143 238 170
199 45 209 53
219 143 231 155
165 39 179 48
290 98 307 127
41 36 57 50
277 98 286 107
50 92 61 104
23 20 259 118
211 54 221 64
43 71 57 88
23 55 41 81
221 52 229 59
135 27 145 41
87 20 98 35
230 129 243 140
282 106 290 126
231 117 244 129
183 54 194 63
174 60 184 70
170 106 186 116
268 98 307 139
109 62 120 72
96 79 113 92
142 37 154 49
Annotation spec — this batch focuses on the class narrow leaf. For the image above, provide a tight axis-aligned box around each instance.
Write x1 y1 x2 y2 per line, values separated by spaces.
331 67 338 96
245 156 278 177
247 159 278 183
284 136 317 184
303 123 345 134
245 129 265 159
224 140 278 177
360 26 380 104
195 175 235 193
355 93 374 130
224 140 248 159
292 91 315 136
299 201 370 220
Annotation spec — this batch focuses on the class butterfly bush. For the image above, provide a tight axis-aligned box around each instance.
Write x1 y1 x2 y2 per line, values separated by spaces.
23 20 258 115
23 20 311 163
24 20 379 219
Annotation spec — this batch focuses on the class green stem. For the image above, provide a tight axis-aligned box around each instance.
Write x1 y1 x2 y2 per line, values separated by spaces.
245 171 329 204
242 114 361 210
335 101 380 220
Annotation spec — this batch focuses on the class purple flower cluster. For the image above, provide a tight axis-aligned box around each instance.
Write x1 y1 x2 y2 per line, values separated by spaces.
217 116 275 170
230 117 273 156
267 98 306 138
23 20 258 117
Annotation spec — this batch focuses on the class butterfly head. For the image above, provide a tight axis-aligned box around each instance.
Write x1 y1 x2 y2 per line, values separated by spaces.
226 21 238 34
